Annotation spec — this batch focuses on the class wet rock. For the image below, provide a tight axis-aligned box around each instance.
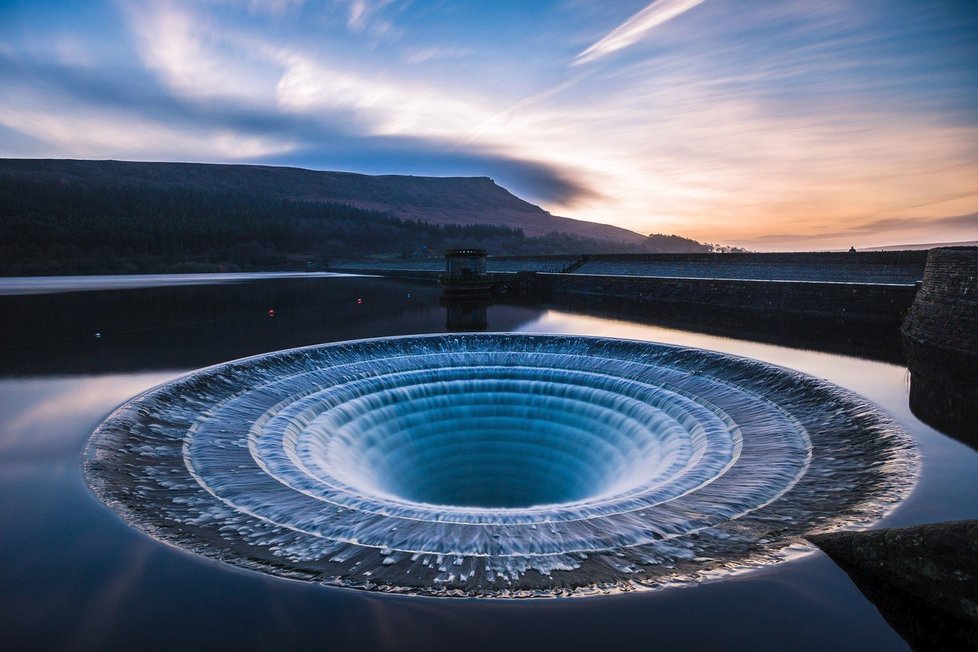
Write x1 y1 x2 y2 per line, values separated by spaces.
809 520 978 649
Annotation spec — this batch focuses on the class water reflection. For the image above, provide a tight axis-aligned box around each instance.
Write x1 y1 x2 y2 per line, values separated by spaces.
0 374 181 460
519 291 907 364
0 277 541 375
441 296 490 332
905 338 978 451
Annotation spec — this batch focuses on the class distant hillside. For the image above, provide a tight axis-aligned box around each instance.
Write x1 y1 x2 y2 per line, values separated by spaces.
0 158 732 276
0 159 647 244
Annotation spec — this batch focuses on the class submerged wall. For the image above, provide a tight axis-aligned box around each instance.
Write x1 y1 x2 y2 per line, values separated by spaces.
902 247 978 446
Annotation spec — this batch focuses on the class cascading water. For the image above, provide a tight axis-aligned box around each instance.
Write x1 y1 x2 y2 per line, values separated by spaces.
84 334 917 597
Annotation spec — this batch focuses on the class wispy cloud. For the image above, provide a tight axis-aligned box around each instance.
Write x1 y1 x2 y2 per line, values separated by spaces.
346 0 397 36
347 0 368 30
574 0 706 66
123 2 281 103
402 46 472 65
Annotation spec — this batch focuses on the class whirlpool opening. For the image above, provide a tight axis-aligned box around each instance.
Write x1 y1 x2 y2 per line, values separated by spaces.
304 372 701 509
86 334 917 597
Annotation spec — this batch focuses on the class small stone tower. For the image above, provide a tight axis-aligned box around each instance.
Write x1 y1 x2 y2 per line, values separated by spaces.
439 249 492 296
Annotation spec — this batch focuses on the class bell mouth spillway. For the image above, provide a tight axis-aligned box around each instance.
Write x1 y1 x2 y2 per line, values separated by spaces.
84 334 917 597
302 367 724 511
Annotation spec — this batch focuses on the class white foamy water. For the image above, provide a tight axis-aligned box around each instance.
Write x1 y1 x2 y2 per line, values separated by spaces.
84 334 917 597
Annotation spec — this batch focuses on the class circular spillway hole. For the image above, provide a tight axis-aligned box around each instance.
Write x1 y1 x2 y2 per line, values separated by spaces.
301 373 698 509
85 334 917 597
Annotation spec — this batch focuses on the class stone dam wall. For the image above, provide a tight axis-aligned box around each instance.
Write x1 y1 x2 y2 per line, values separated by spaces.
902 247 978 445
333 250 929 283
333 252 933 363
333 269 918 324
335 251 926 327
336 267 917 361
532 272 917 325
511 250 928 283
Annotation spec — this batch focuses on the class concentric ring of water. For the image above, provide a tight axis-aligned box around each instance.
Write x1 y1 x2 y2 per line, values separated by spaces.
85 334 917 597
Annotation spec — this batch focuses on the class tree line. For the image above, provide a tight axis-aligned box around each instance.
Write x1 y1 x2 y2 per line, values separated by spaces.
0 178 650 275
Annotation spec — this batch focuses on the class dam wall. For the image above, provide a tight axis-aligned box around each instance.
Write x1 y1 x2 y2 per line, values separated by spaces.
544 250 927 283
336 265 920 325
341 266 919 360
333 251 925 326
531 272 917 325
902 247 978 445
332 250 929 282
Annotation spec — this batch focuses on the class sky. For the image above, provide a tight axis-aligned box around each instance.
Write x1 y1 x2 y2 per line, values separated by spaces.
1 0 976 250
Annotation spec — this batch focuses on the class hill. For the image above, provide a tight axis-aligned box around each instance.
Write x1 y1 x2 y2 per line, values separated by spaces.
0 159 732 276
0 159 646 244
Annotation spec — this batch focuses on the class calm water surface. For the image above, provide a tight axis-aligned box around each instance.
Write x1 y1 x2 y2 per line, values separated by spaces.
1 275 975 651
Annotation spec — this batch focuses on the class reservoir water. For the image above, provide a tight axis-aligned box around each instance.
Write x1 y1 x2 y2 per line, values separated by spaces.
1 274 975 651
